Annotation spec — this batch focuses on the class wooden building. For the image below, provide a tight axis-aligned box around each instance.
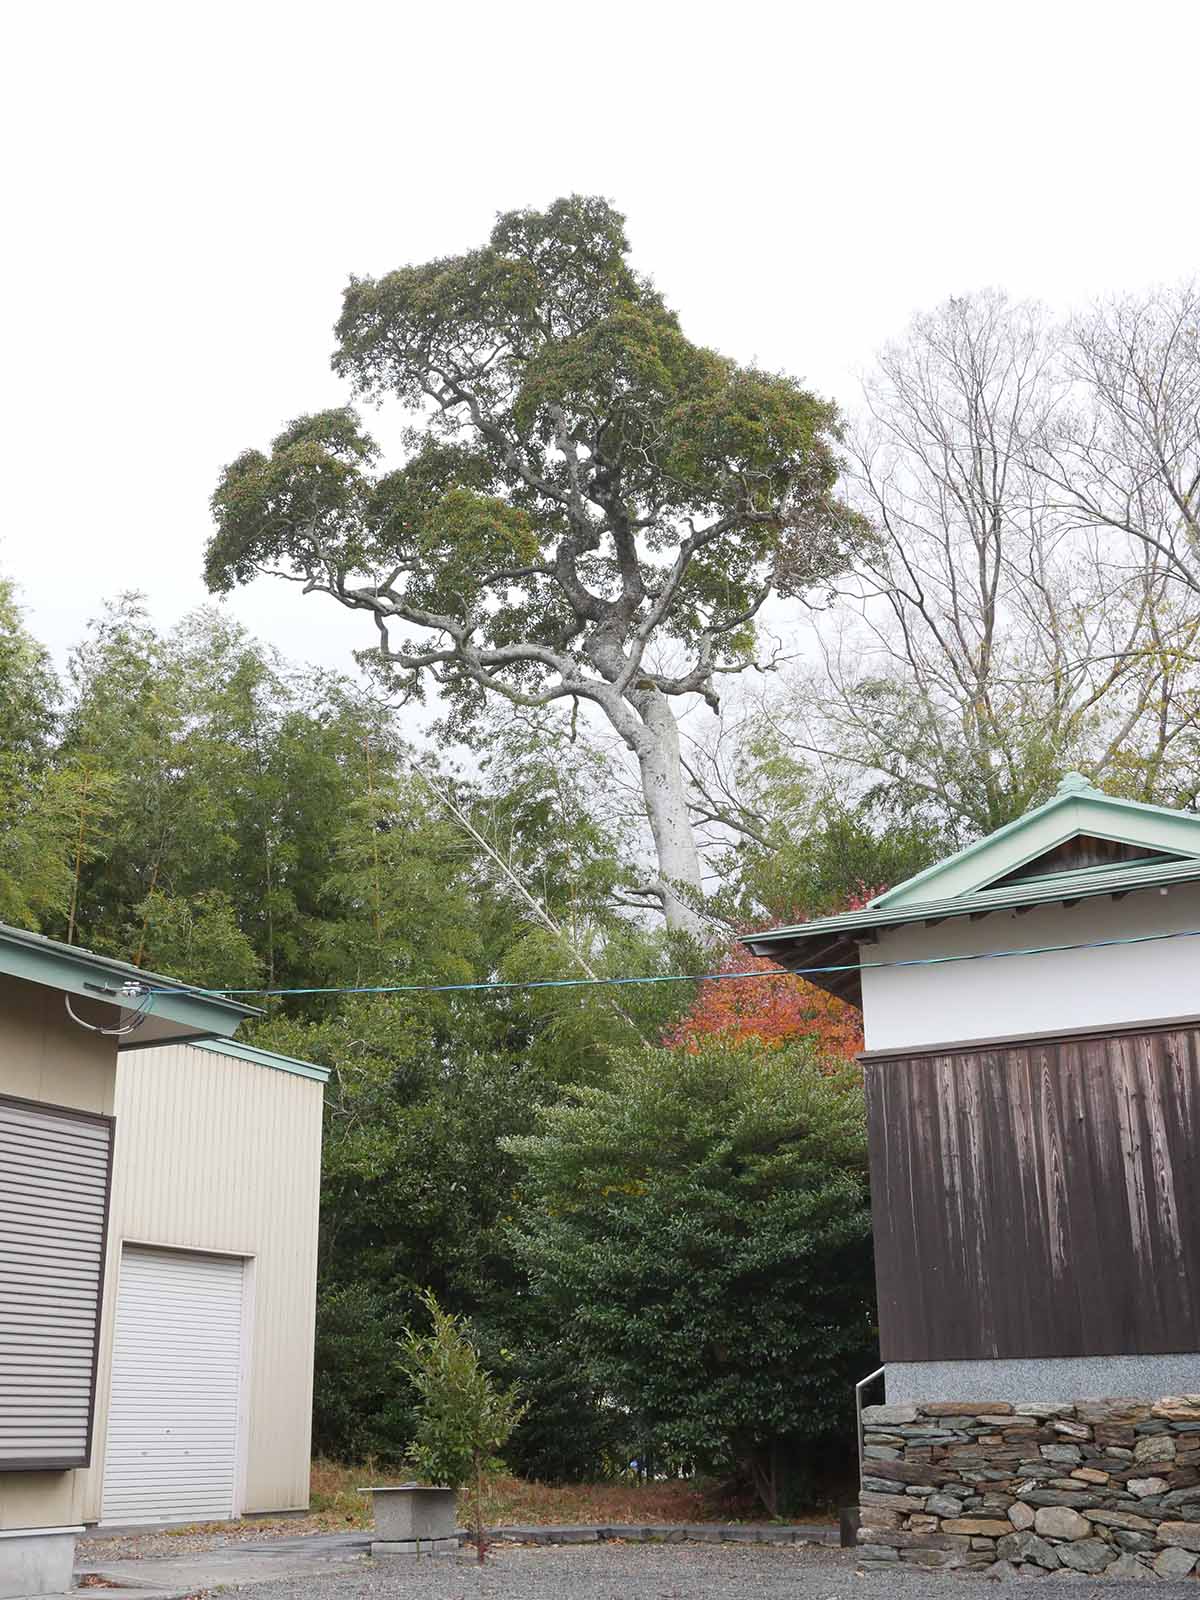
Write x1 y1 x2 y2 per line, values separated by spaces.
745 773 1200 1406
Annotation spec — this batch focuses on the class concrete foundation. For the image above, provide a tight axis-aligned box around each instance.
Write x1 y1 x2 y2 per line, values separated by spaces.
885 1353 1200 1405
0 1527 81 1599
371 1536 458 1556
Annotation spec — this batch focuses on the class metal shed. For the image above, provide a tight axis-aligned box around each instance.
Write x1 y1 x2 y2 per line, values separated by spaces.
0 927 326 1594
93 1038 328 1525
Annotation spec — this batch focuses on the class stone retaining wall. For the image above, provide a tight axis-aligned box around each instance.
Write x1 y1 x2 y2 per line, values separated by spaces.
859 1395 1200 1579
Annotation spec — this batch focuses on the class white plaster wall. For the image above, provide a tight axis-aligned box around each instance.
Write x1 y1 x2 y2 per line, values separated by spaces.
860 882 1200 1052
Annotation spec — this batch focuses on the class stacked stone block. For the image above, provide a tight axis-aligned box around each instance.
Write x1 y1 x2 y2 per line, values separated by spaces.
859 1396 1200 1578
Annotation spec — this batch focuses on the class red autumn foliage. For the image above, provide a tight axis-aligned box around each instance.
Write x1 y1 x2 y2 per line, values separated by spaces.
666 889 882 1065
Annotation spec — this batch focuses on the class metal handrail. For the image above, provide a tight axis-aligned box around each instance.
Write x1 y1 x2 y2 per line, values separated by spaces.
854 1366 885 1481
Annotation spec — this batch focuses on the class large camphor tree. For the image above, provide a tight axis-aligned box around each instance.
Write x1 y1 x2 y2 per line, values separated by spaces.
206 198 863 935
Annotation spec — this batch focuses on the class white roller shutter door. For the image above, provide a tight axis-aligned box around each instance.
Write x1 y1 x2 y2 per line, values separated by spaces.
102 1246 246 1524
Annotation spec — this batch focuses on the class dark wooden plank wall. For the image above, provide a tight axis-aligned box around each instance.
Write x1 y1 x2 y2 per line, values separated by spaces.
865 1025 1200 1362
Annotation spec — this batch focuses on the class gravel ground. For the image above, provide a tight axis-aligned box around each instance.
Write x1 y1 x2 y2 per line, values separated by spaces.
218 1541 1198 1599
79 1521 338 1562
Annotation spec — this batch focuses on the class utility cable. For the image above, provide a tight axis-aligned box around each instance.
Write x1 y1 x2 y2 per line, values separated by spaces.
397 754 651 1044
144 921 1200 1000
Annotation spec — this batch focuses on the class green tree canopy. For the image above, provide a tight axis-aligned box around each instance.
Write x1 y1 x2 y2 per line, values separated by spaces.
205 196 866 935
0 578 72 927
505 1038 877 1513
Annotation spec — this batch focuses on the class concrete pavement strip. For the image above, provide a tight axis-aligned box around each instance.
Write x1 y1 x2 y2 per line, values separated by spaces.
75 1532 373 1595
72 1523 838 1596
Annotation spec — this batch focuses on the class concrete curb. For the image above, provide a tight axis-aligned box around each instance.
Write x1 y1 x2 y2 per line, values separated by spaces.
479 1523 836 1547
71 1523 838 1591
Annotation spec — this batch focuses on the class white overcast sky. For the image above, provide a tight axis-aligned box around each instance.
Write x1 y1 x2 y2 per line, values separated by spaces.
3 0 1198 678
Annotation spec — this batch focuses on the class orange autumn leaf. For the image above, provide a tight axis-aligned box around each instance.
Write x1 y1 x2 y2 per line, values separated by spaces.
666 892 881 1064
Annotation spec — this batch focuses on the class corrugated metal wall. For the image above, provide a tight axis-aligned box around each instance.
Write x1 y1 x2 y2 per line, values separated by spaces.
79 1044 324 1519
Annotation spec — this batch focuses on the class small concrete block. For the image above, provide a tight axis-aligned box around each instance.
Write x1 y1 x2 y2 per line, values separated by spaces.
0 1529 79 1598
371 1537 458 1556
362 1485 457 1543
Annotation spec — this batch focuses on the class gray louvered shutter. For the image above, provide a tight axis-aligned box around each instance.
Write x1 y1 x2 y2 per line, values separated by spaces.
0 1095 114 1469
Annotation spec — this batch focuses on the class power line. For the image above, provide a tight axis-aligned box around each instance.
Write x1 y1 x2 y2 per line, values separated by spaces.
145 922 1200 1000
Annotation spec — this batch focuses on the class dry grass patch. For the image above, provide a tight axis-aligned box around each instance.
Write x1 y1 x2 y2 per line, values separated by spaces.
309 1459 730 1530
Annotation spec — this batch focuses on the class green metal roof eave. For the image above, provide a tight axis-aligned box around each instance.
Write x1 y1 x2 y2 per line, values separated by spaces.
871 778 1200 910
869 788 1075 908
0 922 260 1037
743 854 1200 954
193 1037 331 1083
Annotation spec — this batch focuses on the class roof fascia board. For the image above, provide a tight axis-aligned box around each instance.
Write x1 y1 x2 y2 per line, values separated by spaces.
877 795 1200 909
0 930 256 1038
872 791 1072 908
118 1030 222 1053
743 855 1200 951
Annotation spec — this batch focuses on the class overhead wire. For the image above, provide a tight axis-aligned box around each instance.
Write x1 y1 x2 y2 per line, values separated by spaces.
142 921 1200 1000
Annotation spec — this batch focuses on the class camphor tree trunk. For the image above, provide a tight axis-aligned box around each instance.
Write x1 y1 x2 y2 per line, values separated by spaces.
628 686 707 940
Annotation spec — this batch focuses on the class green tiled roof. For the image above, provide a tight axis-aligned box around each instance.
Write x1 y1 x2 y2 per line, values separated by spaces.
743 854 1200 1006
874 772 1200 908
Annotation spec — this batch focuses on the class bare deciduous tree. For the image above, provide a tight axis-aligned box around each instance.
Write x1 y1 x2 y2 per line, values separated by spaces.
754 292 1200 839
1038 282 1200 595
